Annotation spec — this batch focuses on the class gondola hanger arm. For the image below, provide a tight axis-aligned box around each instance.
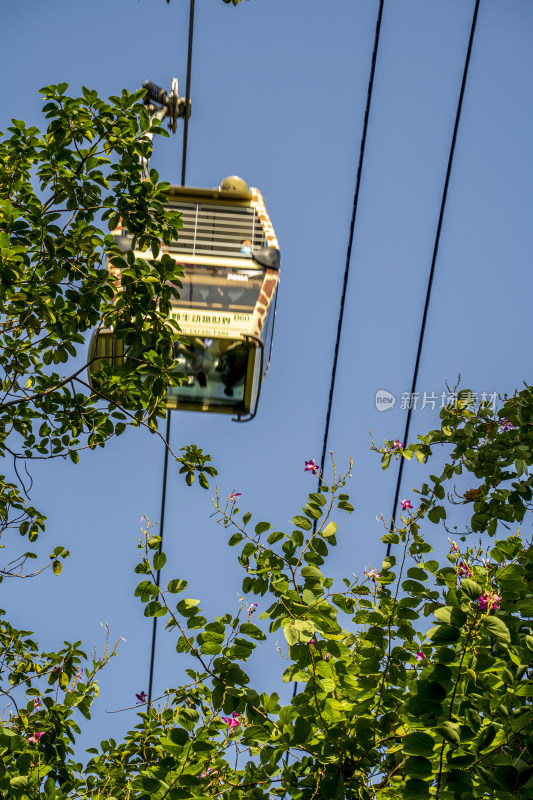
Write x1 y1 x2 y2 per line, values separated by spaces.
141 78 191 177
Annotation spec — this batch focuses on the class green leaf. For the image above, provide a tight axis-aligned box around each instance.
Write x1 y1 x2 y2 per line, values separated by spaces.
403 756 432 777
43 776 57 798
438 721 461 746
144 601 167 617
292 515 312 531
283 622 299 646
427 624 461 643
403 778 430 798
493 766 518 792
482 615 511 643
460 579 483 599
321 521 337 538
170 727 189 746
52 559 62 576
153 552 166 570
200 640 222 655
292 716 311 744
10 776 30 788
301 565 324 582
243 724 271 742
402 731 435 757
177 598 200 614
255 521 271 535
434 606 467 626
167 579 188 593
309 492 327 506
240 623 266 640
476 723 497 752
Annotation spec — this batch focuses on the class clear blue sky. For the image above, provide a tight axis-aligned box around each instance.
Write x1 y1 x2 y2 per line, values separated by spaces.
2 0 533 754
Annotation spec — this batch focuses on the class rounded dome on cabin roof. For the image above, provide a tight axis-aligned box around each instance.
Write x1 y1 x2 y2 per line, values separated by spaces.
220 176 249 193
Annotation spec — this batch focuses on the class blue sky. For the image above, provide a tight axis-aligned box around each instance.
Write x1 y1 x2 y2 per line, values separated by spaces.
2 0 533 754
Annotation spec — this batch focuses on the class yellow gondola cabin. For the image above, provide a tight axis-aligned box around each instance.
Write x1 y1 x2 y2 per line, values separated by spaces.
88 176 280 420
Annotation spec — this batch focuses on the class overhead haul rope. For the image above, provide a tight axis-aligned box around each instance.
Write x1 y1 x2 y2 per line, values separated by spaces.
181 0 195 187
147 0 196 706
386 0 480 558
290 0 384 703
311 0 384 528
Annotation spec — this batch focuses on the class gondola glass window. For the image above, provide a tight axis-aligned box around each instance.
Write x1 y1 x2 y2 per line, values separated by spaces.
88 177 280 420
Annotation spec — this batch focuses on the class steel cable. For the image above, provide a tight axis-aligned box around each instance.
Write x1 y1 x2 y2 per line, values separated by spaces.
292 1 385 703
147 0 196 705
386 0 480 558
311 0 384 532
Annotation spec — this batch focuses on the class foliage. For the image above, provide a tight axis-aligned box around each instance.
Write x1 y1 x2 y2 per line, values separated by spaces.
0 390 532 797
0 84 217 578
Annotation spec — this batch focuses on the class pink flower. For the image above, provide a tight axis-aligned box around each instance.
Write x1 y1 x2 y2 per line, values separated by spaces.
230 491 242 505
221 711 240 733
365 568 381 583
32 698 42 711
247 603 257 615
491 594 502 610
478 591 501 612
449 540 460 553
200 768 216 780
136 691 147 703
392 440 405 451
499 418 514 431
415 651 425 662
457 561 472 578
27 732 44 744
304 459 319 475
401 499 412 511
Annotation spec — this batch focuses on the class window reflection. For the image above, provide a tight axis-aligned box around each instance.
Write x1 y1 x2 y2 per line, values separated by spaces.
168 337 251 406
177 263 264 313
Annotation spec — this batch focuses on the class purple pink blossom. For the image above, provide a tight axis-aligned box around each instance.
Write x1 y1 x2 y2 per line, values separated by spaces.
392 440 405 451
401 499 412 511
478 591 501 612
304 459 319 475
32 698 42 711
365 568 381 583
457 561 472 578
27 732 44 744
230 491 242 505
221 711 240 733
415 651 425 662
136 691 147 703
499 418 515 431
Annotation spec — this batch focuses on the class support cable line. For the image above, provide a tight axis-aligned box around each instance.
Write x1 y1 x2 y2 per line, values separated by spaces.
181 0 195 187
312 0 384 529
290 0 385 703
147 412 172 704
147 0 196 706
386 0 480 558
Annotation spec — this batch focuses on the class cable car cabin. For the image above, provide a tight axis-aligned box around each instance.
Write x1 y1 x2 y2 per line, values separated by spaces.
88 177 280 420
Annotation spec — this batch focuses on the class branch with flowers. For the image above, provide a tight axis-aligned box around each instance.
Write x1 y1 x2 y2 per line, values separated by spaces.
0 390 533 797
